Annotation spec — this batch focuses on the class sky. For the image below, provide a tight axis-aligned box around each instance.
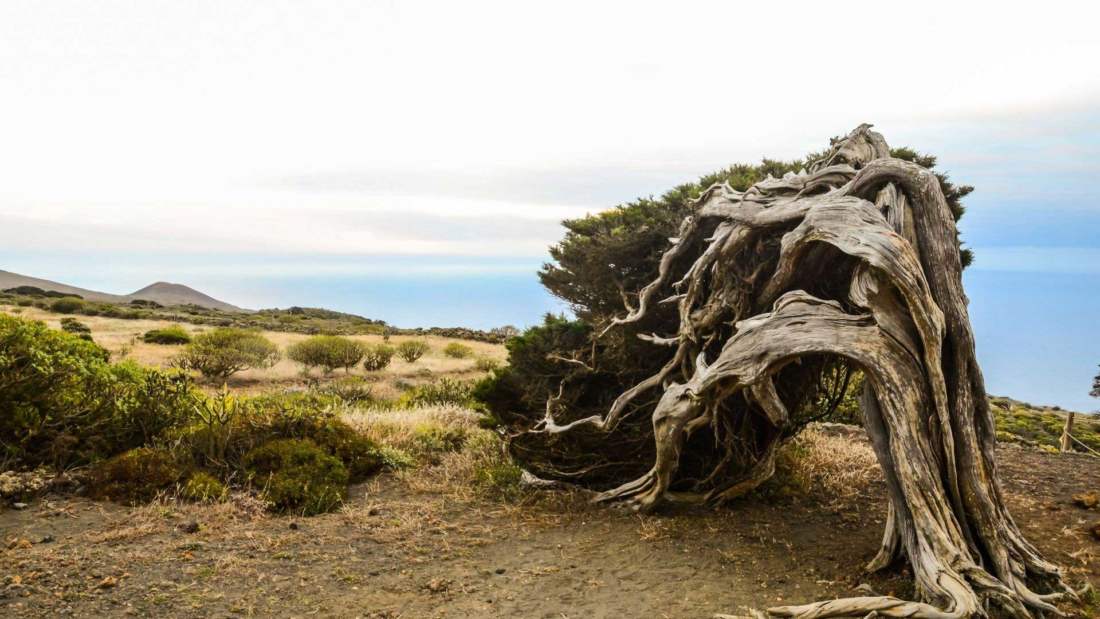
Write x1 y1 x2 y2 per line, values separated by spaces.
1 1 1099 410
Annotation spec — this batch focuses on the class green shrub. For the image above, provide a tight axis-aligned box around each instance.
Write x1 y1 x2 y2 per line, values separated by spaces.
467 429 528 500
143 325 191 345
314 375 374 403
178 391 382 482
183 386 256 466
243 439 348 515
362 344 395 372
181 471 227 503
49 297 86 314
308 420 383 482
396 340 429 363
475 357 500 372
4 286 58 297
374 445 415 470
87 447 184 503
59 317 93 341
287 335 366 374
473 462 524 500
400 378 475 408
408 425 468 462
0 314 197 467
175 328 279 379
443 342 474 359
107 360 198 445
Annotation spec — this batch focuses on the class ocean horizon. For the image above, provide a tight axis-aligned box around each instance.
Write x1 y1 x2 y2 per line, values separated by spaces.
3 251 1097 414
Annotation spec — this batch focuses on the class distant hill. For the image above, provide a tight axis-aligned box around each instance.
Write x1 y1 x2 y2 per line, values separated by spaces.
0 269 245 312
127 281 242 312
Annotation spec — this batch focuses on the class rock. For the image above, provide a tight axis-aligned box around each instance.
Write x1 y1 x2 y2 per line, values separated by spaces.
424 578 450 593
177 521 200 534
96 576 117 589
1072 492 1099 509
12 502 28 510
39 535 55 544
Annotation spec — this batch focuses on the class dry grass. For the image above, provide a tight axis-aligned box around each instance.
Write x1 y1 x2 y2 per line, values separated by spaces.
340 404 515 498
81 491 270 545
341 404 482 450
776 425 881 503
1 304 506 398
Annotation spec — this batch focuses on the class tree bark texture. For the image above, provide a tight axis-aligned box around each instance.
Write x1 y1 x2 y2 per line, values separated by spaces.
526 125 1074 617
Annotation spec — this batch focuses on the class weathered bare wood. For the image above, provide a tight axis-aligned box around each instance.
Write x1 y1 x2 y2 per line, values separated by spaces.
528 125 1073 617
1060 412 1075 453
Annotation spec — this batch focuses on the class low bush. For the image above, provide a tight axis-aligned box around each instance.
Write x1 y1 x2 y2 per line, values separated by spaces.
409 425 468 462
143 325 191 345
475 357 500 372
87 447 184 504
314 375 374 404
0 314 196 467
287 335 365 374
174 328 279 380
181 471 227 503
473 461 524 500
465 432 524 500
443 342 474 358
178 391 382 483
243 439 348 515
4 286 75 298
49 296 86 314
991 404 1100 453
309 420 383 481
107 360 198 447
362 343 395 372
374 445 416 470
59 317 93 341
396 340 429 363
400 378 475 408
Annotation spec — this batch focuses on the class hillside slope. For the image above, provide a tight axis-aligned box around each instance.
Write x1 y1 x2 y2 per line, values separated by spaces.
128 281 242 312
0 269 129 304
0 269 244 312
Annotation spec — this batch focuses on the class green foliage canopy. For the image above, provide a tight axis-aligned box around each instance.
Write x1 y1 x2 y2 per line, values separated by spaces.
175 328 279 379
287 335 366 374
0 313 196 467
479 140 975 487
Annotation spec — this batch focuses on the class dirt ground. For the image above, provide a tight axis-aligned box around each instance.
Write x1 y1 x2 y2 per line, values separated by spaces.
3 440 1099 619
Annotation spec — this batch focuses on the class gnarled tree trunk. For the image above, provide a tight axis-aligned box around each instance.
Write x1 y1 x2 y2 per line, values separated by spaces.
527 125 1074 617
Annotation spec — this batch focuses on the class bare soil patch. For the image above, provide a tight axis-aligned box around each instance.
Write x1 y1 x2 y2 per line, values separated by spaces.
3 439 1098 618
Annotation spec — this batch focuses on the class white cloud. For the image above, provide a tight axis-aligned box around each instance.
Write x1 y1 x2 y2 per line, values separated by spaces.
2 0 1100 256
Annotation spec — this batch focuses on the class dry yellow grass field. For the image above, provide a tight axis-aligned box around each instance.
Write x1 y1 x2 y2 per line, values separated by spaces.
0 304 507 396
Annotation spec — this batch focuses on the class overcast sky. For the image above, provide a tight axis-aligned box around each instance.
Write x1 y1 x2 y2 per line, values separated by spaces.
2 1 1099 259
2 2 1100 409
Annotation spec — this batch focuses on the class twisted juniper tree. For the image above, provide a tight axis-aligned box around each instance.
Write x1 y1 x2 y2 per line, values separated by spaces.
483 125 1075 617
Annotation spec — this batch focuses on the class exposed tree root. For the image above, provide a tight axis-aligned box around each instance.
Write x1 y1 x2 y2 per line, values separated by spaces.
527 125 1075 617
